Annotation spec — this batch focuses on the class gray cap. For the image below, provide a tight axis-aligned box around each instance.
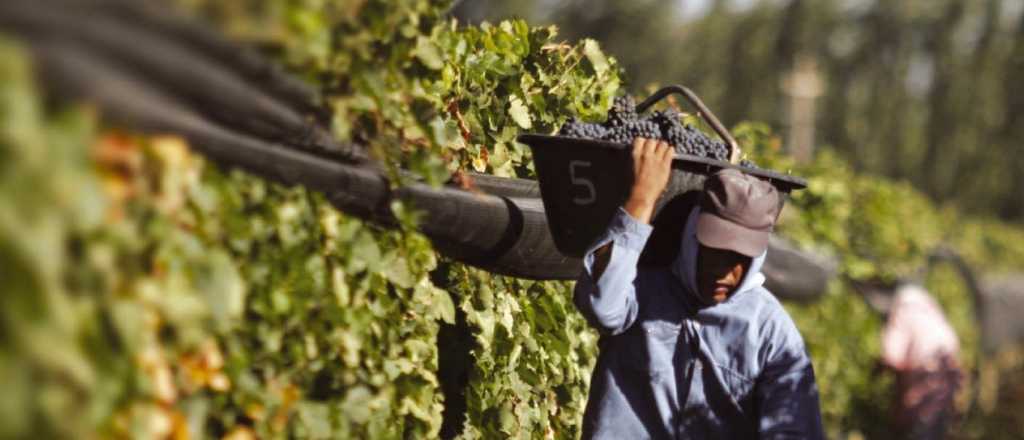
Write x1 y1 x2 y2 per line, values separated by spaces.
696 169 781 257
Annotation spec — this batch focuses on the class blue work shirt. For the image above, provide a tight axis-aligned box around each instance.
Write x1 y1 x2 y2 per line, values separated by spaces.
573 207 825 439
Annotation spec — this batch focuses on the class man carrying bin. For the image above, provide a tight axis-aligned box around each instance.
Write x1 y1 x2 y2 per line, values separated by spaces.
573 138 826 439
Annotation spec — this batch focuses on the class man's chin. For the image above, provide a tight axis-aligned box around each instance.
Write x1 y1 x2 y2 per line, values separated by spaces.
698 290 730 305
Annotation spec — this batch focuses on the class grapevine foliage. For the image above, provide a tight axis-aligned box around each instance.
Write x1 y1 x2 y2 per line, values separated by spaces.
3 0 619 437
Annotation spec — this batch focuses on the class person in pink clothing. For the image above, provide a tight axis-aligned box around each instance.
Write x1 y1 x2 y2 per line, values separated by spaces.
880 283 964 439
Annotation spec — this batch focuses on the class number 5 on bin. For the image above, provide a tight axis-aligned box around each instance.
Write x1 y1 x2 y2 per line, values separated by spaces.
569 160 596 205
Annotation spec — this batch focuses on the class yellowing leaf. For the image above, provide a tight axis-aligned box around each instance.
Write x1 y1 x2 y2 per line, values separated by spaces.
509 96 532 129
582 39 609 75
472 155 487 172
414 36 445 70
434 288 456 324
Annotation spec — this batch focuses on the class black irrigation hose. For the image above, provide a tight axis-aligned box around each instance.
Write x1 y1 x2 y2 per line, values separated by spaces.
434 173 834 291
490 197 580 279
104 0 325 118
926 247 985 330
30 41 388 215
35 0 323 118
0 1 364 163
462 171 833 293
761 236 837 303
22 40 581 280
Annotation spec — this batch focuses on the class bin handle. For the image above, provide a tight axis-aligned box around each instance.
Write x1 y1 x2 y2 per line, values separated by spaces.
636 85 741 164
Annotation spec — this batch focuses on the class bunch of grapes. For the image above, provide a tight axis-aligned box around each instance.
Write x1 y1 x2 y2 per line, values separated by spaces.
558 96 758 168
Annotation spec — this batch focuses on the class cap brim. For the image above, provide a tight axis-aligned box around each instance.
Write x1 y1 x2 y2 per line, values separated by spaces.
696 212 769 257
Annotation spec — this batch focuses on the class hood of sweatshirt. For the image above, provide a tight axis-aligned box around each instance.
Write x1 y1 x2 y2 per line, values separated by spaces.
671 207 767 308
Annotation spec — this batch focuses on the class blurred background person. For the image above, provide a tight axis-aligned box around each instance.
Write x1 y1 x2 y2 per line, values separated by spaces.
880 283 964 439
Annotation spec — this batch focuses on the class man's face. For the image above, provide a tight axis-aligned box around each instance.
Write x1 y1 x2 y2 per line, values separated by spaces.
696 244 752 304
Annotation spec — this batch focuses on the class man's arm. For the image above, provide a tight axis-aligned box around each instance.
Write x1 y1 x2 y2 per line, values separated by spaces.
573 138 673 335
755 317 826 439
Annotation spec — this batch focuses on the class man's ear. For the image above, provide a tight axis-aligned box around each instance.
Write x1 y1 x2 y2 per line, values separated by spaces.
732 261 746 280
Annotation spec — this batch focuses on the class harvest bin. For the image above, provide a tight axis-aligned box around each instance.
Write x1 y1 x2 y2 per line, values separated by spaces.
517 85 807 259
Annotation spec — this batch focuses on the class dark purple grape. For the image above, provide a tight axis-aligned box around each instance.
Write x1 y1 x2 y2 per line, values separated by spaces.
556 94 757 168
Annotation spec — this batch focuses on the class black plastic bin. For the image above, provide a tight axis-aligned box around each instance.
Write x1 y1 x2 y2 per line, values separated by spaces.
517 85 807 258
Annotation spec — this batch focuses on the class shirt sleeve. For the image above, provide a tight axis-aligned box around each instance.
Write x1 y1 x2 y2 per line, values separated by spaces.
755 312 826 439
572 207 653 336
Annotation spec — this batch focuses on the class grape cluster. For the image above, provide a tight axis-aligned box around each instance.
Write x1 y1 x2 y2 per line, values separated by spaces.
558 96 758 168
